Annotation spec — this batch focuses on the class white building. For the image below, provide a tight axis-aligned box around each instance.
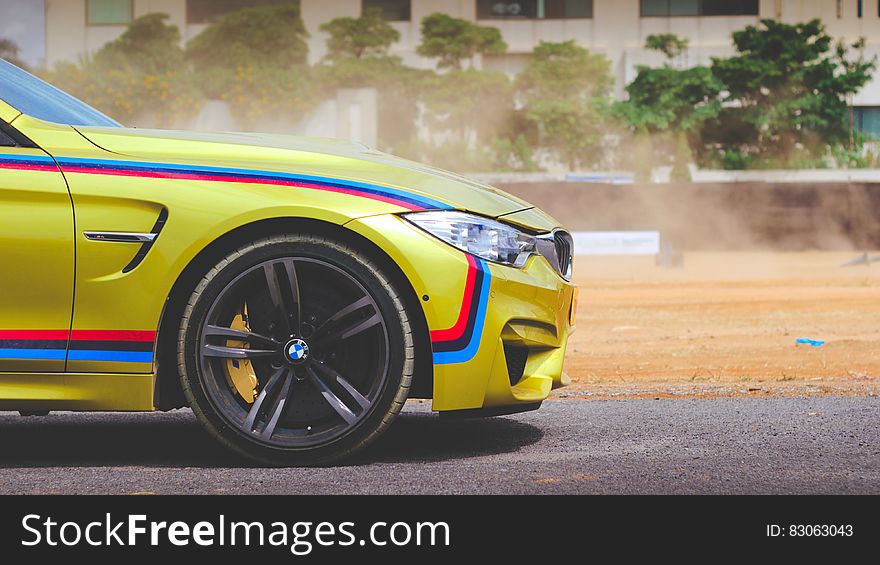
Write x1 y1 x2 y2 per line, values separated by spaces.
36 0 880 135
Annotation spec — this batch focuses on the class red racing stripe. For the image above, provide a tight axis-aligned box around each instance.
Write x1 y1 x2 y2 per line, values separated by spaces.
69 330 157 342
429 254 478 342
0 329 69 340
0 163 59 172
59 167 424 211
0 330 156 341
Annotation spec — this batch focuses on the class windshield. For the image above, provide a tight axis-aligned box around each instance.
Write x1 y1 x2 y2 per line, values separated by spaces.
0 58 121 127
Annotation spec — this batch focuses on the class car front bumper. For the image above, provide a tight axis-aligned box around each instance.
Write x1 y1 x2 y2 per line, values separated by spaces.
347 213 576 413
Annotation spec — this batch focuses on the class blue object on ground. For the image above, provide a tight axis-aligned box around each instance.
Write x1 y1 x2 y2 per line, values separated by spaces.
796 338 826 347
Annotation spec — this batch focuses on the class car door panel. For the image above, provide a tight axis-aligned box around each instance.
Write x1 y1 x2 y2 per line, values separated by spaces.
0 144 74 372
8 118 169 376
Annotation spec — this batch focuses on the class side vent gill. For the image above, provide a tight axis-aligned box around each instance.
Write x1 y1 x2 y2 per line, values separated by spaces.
122 208 168 273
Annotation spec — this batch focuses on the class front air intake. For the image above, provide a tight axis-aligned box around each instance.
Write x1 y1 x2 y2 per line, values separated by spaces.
503 344 529 386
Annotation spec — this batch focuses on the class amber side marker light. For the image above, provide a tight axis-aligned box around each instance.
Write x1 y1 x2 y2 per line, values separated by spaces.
569 287 579 326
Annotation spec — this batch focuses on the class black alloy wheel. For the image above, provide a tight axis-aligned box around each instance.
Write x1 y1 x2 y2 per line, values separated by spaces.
178 234 414 466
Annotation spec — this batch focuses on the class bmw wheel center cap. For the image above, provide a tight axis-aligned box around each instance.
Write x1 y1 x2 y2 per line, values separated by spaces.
285 339 310 364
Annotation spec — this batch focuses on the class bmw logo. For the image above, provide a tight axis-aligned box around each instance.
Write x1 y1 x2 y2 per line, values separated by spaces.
285 339 310 364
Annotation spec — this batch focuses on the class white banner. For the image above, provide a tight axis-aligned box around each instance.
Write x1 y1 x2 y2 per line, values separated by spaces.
571 231 661 256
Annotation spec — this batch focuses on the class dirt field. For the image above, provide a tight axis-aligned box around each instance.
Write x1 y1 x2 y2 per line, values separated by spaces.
561 252 880 399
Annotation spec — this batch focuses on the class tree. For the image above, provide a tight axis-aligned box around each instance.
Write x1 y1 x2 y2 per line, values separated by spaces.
614 60 723 180
616 65 722 133
416 13 506 70
492 134 540 172
516 41 614 170
93 13 185 73
319 7 400 60
615 34 723 180
645 33 689 62
187 4 309 72
421 68 512 143
0 38 28 70
315 56 428 150
45 13 202 127
221 65 318 130
706 18 876 168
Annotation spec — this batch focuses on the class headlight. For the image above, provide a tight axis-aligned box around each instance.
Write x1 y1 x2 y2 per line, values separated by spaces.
403 211 536 268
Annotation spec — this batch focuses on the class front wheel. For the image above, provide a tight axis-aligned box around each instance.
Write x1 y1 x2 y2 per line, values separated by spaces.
178 234 414 466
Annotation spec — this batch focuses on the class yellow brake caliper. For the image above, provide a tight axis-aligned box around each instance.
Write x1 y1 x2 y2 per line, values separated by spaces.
226 304 258 403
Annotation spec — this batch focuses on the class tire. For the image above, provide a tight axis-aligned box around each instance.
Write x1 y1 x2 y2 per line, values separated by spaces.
177 234 414 466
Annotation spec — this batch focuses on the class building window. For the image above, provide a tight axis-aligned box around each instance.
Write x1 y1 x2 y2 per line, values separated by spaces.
363 0 411 21
186 0 299 25
477 0 593 19
86 0 133 25
858 0 863 17
640 0 758 16
855 107 880 139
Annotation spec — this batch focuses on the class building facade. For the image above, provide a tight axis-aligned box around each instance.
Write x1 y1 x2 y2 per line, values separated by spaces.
38 0 880 132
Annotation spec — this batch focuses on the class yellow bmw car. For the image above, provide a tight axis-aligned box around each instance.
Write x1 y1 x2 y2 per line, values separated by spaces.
0 59 576 465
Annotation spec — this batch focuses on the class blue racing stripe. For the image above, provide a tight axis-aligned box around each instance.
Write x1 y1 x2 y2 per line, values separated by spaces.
54 156 453 211
0 153 56 164
432 259 492 365
0 348 67 360
67 350 154 363
0 153 453 210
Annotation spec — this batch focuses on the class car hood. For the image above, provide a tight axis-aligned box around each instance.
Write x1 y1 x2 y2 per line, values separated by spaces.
74 126 537 221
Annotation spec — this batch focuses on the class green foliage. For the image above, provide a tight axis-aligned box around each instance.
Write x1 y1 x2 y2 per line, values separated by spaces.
187 4 309 72
47 60 202 127
410 67 516 172
313 10 414 147
45 14 201 126
0 38 28 70
612 33 724 178
516 41 614 170
316 54 421 88
705 18 876 168
517 40 612 100
830 131 878 168
613 60 722 179
617 21 876 173
420 68 512 143
405 103 542 173
183 3 313 129
616 33 719 177
94 13 185 73
720 149 751 170
221 65 318 129
492 135 540 172
34 9 879 175
614 65 722 132
315 56 428 148
645 33 689 61
319 7 401 60
528 99 611 170
416 13 506 70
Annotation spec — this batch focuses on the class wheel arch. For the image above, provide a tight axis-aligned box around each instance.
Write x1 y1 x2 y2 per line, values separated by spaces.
154 216 433 410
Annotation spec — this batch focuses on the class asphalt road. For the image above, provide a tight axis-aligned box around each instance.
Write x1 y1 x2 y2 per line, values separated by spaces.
0 396 877 494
